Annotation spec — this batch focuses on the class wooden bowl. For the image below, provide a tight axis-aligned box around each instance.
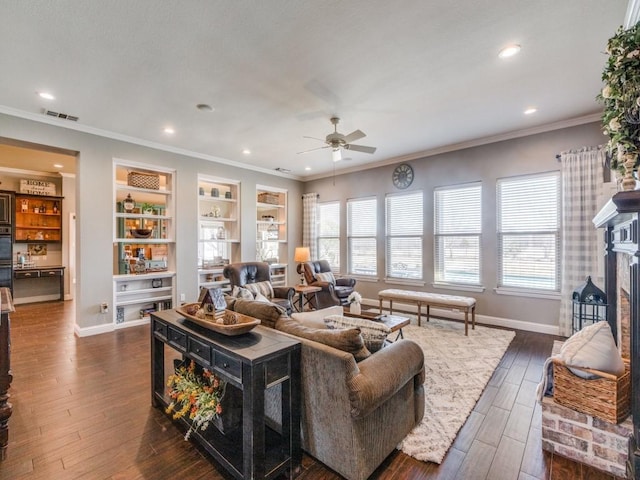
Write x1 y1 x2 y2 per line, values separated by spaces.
130 228 153 238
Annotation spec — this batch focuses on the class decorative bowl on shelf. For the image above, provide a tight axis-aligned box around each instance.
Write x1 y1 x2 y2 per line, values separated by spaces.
130 228 153 239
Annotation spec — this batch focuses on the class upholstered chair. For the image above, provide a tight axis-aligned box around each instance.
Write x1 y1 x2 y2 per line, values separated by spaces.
222 262 295 314
299 260 356 309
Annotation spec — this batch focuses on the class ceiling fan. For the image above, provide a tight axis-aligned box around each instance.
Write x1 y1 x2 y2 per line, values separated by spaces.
297 117 377 162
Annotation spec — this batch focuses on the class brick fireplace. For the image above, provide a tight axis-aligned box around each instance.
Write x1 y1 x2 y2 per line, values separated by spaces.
542 191 640 479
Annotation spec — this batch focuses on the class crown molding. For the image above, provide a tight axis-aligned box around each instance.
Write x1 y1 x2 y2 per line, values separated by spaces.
303 113 602 182
0 105 301 181
625 0 640 28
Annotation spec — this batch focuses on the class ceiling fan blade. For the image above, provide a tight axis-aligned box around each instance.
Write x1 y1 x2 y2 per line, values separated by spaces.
342 129 366 143
345 144 376 154
297 145 329 155
332 148 342 162
302 135 325 142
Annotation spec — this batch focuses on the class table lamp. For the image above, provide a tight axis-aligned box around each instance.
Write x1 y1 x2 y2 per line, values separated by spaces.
294 247 310 285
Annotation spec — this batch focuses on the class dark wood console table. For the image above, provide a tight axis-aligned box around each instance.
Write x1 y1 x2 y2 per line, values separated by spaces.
0 287 15 460
14 266 65 301
150 310 301 480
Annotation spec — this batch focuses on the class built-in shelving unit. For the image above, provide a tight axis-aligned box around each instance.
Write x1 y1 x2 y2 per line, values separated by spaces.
113 160 176 327
15 194 63 243
256 185 287 286
197 175 240 292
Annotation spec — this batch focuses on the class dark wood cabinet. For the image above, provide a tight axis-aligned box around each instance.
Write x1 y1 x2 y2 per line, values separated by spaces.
150 310 301 480
0 288 15 461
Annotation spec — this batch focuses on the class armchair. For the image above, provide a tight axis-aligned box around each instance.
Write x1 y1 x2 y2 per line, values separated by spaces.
298 260 356 309
222 262 295 314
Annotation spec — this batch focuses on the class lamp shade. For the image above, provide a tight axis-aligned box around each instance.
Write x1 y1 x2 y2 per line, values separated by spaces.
294 247 310 263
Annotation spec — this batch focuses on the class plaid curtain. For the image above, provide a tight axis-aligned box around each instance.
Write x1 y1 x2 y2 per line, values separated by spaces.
302 193 318 260
559 146 606 337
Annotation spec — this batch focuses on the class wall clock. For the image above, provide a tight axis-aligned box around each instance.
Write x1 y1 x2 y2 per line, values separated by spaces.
392 164 414 189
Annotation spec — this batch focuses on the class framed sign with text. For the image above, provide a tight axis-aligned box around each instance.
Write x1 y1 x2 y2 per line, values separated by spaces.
19 179 56 196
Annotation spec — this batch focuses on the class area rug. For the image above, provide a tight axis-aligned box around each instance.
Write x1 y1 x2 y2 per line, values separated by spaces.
396 318 515 464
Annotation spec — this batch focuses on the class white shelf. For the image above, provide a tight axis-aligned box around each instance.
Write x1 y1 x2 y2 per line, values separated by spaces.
113 160 176 328
257 202 285 209
199 195 237 203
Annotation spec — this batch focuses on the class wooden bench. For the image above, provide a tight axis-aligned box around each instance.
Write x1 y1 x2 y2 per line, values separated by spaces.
378 289 477 335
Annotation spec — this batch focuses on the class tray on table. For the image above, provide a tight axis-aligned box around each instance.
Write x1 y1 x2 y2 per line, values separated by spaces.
176 303 260 336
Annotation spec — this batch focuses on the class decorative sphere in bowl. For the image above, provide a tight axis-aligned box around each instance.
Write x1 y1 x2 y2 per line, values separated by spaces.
130 228 153 238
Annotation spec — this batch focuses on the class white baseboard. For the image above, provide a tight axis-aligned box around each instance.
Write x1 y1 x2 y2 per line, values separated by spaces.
364 298 560 336
74 316 150 337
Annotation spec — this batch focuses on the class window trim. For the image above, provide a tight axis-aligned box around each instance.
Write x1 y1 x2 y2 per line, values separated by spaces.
385 190 424 281
496 171 561 294
433 182 482 287
347 196 377 277
317 200 341 272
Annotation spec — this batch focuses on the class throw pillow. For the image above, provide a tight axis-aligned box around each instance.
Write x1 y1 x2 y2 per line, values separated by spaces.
233 298 285 329
324 314 391 353
254 292 271 304
315 271 336 284
275 317 371 361
560 321 625 379
231 285 254 300
291 305 344 329
243 281 274 299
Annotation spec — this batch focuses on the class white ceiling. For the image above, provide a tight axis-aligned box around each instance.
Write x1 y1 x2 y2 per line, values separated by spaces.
0 1 631 179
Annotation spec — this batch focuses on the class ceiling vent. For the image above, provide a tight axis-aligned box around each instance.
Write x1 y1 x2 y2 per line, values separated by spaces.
43 109 79 122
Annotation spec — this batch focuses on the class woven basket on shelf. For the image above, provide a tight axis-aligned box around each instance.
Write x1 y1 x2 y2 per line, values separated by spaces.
552 358 631 424
127 171 160 190
258 192 279 205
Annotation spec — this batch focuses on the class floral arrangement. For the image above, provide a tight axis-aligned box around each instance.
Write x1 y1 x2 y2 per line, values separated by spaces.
599 23 640 173
347 291 362 304
166 359 225 440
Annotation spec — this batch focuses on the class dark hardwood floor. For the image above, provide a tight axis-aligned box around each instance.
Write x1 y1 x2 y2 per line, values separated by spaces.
0 301 622 480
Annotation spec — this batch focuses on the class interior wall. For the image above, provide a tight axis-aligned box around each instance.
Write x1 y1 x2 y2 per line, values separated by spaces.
303 121 606 331
0 113 302 331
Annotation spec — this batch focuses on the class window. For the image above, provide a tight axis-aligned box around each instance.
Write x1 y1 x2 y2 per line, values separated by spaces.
434 183 481 285
317 201 340 271
347 197 377 276
386 191 423 280
497 172 560 292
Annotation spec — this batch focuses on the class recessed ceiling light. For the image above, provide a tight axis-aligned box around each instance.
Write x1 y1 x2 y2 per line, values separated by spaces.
196 104 214 112
38 92 55 100
53 163 63 169
305 167 311 171
498 44 521 59
163 127 175 135
524 107 537 115
242 149 251 155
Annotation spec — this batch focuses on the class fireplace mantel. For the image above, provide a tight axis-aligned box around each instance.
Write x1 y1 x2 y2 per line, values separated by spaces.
594 190 640 479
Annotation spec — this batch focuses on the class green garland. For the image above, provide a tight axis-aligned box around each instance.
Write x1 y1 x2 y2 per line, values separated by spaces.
599 22 640 173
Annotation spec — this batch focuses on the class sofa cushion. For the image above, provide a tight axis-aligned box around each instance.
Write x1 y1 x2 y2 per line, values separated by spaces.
275 317 371 361
243 281 274 299
315 271 336 284
232 298 286 329
324 314 391 353
291 305 343 329
254 292 271 304
561 321 625 379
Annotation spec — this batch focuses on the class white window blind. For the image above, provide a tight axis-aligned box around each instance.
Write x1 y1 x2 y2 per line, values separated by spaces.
434 183 481 285
347 197 377 276
386 191 423 280
317 201 340 271
497 172 560 291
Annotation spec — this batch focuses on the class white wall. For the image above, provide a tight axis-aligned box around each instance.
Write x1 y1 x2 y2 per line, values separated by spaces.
304 122 606 333
0 113 302 332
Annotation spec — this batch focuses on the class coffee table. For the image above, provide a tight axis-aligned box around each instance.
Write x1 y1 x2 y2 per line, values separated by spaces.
344 309 410 341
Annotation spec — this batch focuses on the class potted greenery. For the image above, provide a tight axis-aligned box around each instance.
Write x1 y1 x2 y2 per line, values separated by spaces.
140 202 155 215
600 23 640 189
